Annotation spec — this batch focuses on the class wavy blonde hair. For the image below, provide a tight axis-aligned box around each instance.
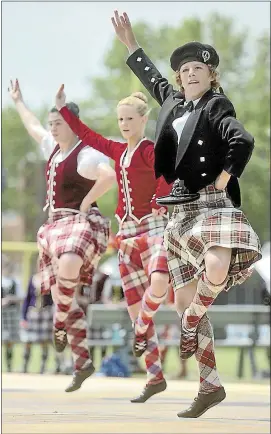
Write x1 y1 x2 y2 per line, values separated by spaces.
117 92 150 116
175 65 221 92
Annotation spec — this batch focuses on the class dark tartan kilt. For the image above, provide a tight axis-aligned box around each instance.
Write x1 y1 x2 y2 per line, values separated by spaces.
2 305 20 342
164 183 262 291
20 306 54 343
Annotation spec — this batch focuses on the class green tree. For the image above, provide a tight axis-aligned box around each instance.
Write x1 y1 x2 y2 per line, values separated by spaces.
2 107 43 240
2 106 119 238
2 14 270 242
232 33 270 242
80 14 270 242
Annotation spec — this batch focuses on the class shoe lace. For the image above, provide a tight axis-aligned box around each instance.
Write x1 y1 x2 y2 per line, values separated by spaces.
135 336 147 351
184 397 198 411
55 329 66 342
181 321 197 351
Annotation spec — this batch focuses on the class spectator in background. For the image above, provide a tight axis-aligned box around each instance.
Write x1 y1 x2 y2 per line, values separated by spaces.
2 255 23 372
20 270 54 374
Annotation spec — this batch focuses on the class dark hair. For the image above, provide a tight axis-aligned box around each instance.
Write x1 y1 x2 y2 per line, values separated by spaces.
50 101 80 118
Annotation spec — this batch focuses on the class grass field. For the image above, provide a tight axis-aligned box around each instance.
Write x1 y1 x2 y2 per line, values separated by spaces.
2 343 269 383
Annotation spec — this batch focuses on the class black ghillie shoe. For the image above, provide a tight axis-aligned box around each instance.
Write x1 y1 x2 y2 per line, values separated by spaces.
130 379 167 403
177 387 226 418
65 363 95 393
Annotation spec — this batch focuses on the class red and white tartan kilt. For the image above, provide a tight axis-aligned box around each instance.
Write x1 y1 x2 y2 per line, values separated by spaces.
116 216 169 306
164 183 262 292
37 208 110 295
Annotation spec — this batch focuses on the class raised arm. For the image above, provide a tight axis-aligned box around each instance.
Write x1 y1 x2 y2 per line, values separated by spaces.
55 85 121 160
111 11 174 106
8 79 47 145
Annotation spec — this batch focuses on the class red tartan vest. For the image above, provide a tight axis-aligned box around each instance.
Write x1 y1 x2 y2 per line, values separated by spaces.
43 140 96 212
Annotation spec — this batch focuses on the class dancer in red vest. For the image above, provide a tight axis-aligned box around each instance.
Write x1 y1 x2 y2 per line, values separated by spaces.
55 85 172 402
9 79 116 392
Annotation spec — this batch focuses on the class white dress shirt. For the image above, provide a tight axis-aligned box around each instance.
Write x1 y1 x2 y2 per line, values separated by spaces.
41 132 109 180
172 97 201 143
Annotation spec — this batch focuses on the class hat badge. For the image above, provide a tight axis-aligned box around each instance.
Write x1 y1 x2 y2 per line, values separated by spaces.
202 50 210 63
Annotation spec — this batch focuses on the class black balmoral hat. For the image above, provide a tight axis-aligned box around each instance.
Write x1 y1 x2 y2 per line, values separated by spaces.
170 41 219 71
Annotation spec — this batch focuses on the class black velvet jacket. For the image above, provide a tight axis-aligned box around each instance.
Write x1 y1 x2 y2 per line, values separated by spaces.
127 48 254 207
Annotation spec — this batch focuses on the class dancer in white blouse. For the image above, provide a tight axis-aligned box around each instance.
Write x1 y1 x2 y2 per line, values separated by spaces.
9 79 116 392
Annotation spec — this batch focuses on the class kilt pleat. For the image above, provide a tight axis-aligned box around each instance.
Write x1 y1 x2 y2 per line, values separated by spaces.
164 183 262 291
37 208 110 294
2 305 20 342
117 216 169 305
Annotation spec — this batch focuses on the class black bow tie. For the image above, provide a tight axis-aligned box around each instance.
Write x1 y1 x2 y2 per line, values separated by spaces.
183 100 194 112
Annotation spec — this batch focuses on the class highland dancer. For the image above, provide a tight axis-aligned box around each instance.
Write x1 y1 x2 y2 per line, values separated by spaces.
9 79 116 392
55 85 172 402
111 10 262 417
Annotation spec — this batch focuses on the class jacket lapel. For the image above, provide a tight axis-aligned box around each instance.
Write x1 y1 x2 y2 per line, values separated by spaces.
175 89 214 169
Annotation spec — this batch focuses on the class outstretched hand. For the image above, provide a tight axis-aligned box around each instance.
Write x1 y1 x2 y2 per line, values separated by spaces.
55 84 66 110
8 79 23 103
111 10 138 51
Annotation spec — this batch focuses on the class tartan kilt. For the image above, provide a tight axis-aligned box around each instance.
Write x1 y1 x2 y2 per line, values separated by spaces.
20 306 54 343
2 305 20 342
37 208 110 295
116 215 169 305
164 183 262 291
